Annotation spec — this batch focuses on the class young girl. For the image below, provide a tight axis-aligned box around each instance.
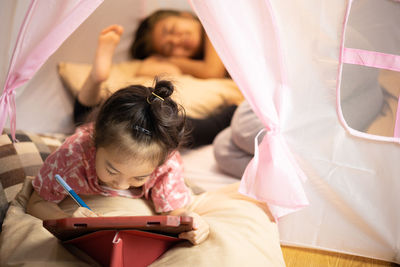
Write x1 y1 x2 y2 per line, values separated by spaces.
74 23 236 148
27 79 209 245
131 9 226 79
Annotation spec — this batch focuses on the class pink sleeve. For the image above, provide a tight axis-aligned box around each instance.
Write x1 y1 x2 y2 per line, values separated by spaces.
32 137 86 203
150 152 191 213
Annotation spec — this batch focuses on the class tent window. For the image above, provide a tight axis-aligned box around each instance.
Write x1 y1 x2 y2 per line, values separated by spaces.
339 0 400 139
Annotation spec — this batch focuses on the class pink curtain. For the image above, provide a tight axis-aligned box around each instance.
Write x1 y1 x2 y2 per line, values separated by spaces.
190 0 309 219
0 0 103 140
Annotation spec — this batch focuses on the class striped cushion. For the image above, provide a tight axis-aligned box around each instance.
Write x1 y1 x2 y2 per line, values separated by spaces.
0 129 65 229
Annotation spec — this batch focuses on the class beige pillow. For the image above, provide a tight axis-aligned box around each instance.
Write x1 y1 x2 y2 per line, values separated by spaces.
58 61 244 119
1 182 285 266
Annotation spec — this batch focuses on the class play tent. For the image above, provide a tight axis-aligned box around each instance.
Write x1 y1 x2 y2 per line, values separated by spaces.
1 0 399 264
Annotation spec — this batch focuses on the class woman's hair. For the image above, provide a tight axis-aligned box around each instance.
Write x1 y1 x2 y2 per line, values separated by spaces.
93 78 187 166
130 9 204 60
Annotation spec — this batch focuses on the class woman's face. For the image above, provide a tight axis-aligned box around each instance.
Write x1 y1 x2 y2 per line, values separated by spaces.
151 15 203 58
95 147 157 190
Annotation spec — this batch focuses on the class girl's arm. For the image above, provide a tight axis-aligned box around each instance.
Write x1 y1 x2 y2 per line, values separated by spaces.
155 152 209 245
167 35 226 79
27 191 98 220
27 191 69 220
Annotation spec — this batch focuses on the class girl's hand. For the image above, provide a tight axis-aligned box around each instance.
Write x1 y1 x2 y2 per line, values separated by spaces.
178 212 209 245
71 207 99 218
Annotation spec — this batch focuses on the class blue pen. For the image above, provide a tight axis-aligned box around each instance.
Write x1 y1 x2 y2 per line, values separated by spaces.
54 174 91 210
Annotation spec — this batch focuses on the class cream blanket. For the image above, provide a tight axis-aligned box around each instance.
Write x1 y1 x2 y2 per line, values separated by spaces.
0 178 285 267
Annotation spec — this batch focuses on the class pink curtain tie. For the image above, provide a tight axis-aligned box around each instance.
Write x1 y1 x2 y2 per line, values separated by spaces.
239 128 309 220
0 90 17 141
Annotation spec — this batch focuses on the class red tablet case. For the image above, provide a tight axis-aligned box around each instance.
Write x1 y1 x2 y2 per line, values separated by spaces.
65 230 180 267
43 216 193 267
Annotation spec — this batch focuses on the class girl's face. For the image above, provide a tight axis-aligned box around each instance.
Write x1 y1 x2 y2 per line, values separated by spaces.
151 15 203 58
95 147 157 190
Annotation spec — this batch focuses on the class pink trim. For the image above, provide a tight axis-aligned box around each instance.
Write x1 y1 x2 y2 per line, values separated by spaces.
342 47 400 72
336 0 353 134
394 96 400 138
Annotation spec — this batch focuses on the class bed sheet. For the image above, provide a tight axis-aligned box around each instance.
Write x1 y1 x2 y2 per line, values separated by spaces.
181 145 238 192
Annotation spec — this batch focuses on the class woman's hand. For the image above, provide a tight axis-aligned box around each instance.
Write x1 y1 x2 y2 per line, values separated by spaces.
178 212 209 245
71 207 99 218
136 56 182 77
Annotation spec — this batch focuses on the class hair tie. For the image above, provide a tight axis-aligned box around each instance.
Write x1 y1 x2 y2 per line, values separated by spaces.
133 125 152 136
146 92 165 104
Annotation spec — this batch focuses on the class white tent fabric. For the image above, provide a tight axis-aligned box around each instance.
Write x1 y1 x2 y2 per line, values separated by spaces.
1 0 400 263
191 0 400 263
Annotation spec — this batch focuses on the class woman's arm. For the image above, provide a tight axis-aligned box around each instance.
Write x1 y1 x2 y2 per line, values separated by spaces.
136 57 183 77
168 36 226 79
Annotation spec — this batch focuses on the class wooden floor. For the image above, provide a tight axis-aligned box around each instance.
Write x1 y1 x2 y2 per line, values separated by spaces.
281 246 399 267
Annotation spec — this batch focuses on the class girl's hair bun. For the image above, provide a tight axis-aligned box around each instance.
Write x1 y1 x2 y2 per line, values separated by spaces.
94 78 187 166
153 79 174 99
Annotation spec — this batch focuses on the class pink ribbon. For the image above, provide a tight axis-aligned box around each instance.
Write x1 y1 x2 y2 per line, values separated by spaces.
0 91 16 140
342 47 400 72
239 129 308 220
